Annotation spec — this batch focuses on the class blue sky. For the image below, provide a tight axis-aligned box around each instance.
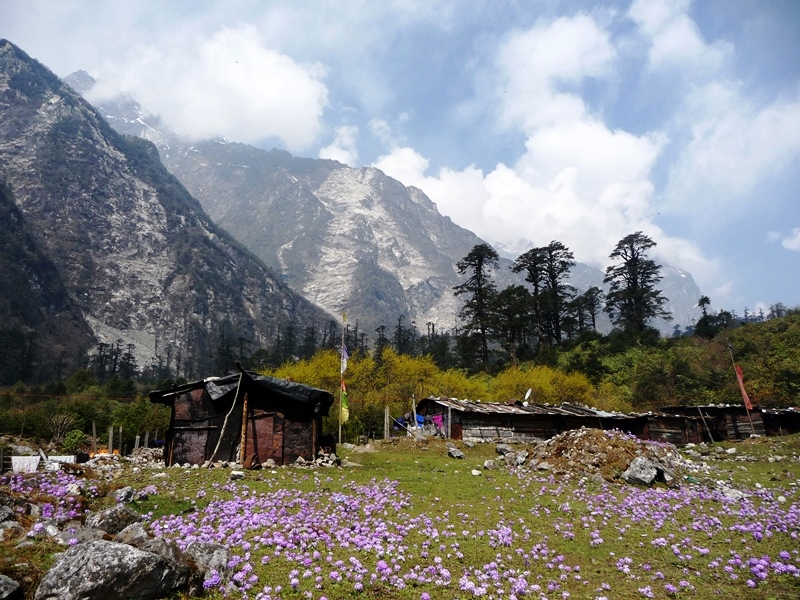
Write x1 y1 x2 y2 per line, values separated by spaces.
2 0 799 315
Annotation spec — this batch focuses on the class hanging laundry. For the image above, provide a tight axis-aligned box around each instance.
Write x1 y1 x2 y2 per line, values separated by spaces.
12 456 40 473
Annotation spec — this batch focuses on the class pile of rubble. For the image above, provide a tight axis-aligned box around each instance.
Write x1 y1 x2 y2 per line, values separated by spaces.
478 428 688 486
533 428 681 479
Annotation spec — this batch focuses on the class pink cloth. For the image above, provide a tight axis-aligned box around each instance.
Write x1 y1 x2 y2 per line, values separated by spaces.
432 414 444 429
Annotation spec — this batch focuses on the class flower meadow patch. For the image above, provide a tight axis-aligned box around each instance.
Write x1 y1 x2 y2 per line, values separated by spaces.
144 467 800 599
3 438 800 600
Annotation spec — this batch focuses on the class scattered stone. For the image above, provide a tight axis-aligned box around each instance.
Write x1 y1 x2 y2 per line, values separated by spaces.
726 447 737 455
53 527 106 546
85 505 141 535
341 459 362 468
34 540 182 600
113 487 134 503
183 541 232 594
495 443 513 456
0 573 22 600
447 447 465 460
114 523 151 547
229 471 245 481
483 459 498 470
0 506 16 523
350 443 378 454
621 457 659 486
463 440 476 448
718 484 748 501
471 469 481 476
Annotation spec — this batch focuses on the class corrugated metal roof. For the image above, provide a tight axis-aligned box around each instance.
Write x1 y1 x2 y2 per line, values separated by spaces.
419 397 628 418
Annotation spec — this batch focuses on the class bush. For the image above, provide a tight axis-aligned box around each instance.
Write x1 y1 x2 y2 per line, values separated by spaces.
62 429 87 454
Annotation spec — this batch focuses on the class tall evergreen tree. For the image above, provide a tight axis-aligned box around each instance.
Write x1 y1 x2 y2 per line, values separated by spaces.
490 284 533 364
454 243 499 370
603 232 671 333
513 241 575 346
512 246 547 346
540 241 576 344
579 286 604 332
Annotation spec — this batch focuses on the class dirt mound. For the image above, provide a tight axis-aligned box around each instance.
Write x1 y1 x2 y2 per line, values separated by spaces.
531 428 682 482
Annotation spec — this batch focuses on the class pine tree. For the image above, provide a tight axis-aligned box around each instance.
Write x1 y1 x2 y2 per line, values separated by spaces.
454 243 499 370
603 232 671 333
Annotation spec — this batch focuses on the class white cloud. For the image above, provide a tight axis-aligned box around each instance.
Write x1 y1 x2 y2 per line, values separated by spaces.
782 228 800 252
372 14 706 273
494 15 615 132
319 126 360 166
628 0 729 73
663 82 800 218
87 25 329 150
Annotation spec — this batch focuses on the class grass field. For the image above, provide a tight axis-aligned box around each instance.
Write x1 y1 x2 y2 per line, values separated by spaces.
3 433 800 600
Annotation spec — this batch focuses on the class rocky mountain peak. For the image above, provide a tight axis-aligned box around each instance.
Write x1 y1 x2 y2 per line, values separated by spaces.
0 41 332 381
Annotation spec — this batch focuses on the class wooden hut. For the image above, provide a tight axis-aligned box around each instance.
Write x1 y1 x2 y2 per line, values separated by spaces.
659 405 766 441
149 368 334 468
413 397 642 443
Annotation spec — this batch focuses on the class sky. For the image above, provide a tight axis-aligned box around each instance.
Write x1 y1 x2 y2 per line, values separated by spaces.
2 0 799 316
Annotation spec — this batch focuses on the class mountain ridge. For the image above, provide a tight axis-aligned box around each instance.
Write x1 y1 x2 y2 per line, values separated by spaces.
0 40 334 381
71 71 701 338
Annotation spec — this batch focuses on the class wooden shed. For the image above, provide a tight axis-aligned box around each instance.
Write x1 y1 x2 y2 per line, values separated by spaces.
149 368 334 468
414 397 643 443
659 405 766 441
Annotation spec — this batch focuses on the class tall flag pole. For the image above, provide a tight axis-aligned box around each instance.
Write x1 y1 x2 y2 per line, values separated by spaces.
728 344 755 435
339 313 349 444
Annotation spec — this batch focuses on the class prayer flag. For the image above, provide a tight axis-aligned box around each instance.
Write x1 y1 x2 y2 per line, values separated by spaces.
734 364 754 411
340 344 349 374
340 376 349 423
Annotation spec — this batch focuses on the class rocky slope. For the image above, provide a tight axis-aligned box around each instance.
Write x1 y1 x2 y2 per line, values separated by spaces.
64 71 702 338
0 41 333 380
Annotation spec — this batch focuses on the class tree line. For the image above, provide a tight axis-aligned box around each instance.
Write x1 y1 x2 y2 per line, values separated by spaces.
454 232 671 372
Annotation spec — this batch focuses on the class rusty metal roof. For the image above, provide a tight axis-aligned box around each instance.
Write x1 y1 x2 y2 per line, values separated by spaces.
418 396 627 418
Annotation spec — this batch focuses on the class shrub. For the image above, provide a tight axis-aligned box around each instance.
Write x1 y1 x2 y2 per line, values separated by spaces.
62 429 87 454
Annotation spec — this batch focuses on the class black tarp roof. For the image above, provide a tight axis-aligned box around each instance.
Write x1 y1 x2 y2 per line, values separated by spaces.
149 369 334 416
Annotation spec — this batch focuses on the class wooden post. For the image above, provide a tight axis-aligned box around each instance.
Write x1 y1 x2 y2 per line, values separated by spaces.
119 425 123 455
108 426 113 455
447 406 452 439
92 420 97 454
384 406 389 439
134 435 140 451
239 388 249 465
144 430 149 448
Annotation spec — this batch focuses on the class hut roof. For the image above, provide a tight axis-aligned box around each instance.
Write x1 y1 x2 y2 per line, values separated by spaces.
418 396 624 419
149 370 334 416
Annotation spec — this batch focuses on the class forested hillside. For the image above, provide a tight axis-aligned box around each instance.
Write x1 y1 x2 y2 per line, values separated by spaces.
4 311 795 450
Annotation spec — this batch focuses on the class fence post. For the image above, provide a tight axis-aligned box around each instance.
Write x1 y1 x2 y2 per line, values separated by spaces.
447 407 452 439
108 426 113 455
